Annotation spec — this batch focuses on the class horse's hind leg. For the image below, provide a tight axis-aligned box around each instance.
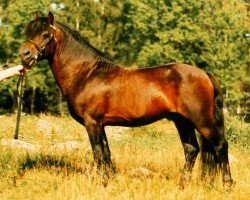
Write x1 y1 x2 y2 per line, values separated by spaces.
102 127 116 174
214 136 233 188
173 115 199 189
197 125 233 188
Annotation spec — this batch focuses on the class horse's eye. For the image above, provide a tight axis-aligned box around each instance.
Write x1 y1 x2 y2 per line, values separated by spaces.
42 33 50 39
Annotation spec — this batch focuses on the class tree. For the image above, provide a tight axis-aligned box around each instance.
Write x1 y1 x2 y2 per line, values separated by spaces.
52 0 124 59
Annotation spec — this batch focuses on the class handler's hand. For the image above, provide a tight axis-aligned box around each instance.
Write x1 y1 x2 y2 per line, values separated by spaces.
14 64 25 75
0 64 25 82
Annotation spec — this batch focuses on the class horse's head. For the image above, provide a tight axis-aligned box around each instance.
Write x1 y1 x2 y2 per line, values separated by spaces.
19 12 56 68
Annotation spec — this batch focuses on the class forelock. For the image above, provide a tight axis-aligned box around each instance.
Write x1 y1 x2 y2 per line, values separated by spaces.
25 17 50 38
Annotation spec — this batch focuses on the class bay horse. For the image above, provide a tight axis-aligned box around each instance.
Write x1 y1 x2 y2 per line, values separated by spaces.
19 12 233 188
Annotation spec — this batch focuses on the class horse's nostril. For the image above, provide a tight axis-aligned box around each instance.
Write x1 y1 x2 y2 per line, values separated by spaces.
19 49 31 60
24 50 31 58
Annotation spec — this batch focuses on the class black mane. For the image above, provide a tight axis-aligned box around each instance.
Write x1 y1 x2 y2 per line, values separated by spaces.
56 22 108 59
55 22 120 73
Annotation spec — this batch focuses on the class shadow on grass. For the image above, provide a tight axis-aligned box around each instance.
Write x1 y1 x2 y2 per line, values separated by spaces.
17 152 92 176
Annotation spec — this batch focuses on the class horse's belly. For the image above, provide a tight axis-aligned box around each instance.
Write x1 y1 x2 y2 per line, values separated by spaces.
103 92 173 126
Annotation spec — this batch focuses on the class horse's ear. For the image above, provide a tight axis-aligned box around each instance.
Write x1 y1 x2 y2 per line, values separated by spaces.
35 12 41 19
48 12 54 25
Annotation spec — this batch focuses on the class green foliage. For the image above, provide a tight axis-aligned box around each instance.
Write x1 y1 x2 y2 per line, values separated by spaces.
225 114 250 152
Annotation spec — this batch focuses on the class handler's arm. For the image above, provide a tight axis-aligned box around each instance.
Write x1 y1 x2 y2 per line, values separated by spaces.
0 65 24 82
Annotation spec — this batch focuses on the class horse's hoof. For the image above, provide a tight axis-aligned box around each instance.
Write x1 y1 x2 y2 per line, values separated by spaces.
101 166 116 185
178 181 185 190
105 163 116 179
101 171 109 187
178 173 191 190
224 179 234 191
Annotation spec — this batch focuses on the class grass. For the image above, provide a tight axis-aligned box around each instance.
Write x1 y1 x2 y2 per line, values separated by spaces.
0 114 249 200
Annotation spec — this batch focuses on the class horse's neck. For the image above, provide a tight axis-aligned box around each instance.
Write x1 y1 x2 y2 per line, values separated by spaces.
50 33 99 95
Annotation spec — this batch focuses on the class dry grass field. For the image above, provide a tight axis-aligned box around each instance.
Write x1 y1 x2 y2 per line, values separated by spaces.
0 114 249 200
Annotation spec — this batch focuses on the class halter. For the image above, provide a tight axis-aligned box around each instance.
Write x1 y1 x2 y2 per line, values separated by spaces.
27 25 57 62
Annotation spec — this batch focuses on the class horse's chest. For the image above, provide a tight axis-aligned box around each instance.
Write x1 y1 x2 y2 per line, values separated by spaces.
67 84 109 118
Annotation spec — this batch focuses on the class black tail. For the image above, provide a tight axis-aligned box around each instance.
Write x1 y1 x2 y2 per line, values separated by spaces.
200 73 225 177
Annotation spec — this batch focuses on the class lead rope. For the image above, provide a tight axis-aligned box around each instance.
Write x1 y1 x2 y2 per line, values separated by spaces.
14 70 26 139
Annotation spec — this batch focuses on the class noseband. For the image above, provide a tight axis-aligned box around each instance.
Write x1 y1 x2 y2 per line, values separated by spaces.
27 25 56 62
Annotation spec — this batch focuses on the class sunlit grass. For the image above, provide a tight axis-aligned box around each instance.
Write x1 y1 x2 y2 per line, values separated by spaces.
0 115 249 199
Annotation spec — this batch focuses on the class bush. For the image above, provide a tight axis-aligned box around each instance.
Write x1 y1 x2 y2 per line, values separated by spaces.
225 114 250 152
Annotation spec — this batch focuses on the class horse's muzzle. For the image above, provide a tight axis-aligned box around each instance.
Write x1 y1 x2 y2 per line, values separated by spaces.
19 47 36 68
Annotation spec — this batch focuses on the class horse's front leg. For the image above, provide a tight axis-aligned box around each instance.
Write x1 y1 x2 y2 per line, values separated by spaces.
85 120 105 167
84 116 114 177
